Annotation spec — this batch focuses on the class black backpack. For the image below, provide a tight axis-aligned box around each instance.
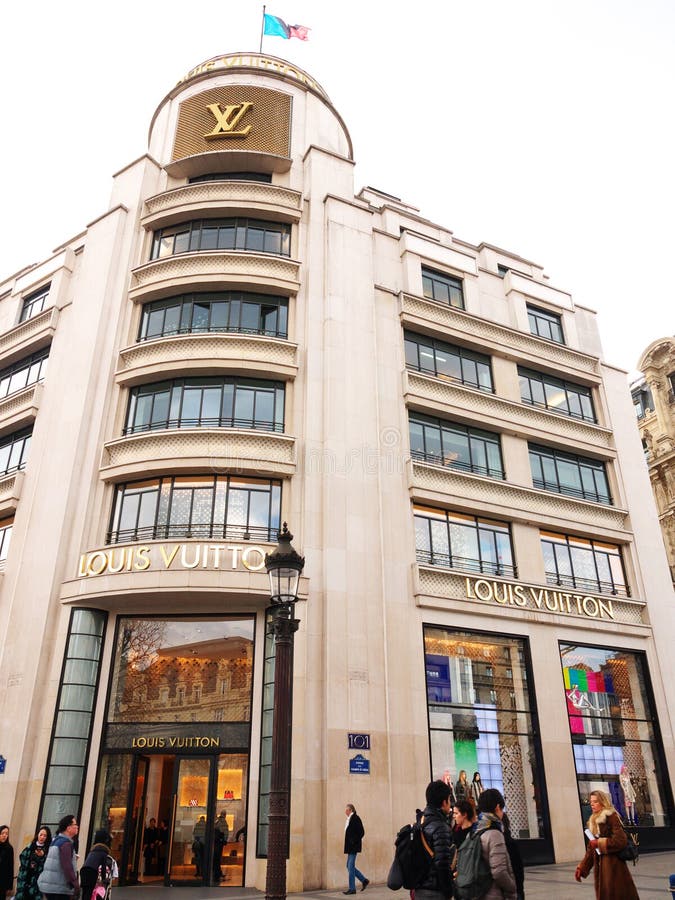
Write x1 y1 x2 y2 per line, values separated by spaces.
387 819 434 890
617 831 639 866
453 829 492 900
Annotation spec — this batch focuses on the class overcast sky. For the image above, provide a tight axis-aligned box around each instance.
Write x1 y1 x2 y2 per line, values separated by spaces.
2 0 673 378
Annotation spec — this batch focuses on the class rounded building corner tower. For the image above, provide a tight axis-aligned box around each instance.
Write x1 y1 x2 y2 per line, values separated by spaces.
1 51 675 892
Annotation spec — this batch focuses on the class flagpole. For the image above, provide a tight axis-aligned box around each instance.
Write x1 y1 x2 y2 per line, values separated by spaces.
259 4 266 53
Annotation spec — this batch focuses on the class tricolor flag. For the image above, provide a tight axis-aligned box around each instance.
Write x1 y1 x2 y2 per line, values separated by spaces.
263 13 310 41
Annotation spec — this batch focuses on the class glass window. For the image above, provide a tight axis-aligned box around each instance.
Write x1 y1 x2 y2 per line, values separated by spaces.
0 428 31 476
108 475 282 544
422 267 464 309
540 530 628 596
139 292 289 341
125 378 285 435
0 348 49 399
19 284 51 322
150 219 291 260
518 367 596 423
424 627 546 840
414 505 515 577
188 172 272 183
527 304 564 344
108 616 254 723
404 331 493 392
529 444 611 504
409 413 504 479
38 609 106 832
0 516 13 566
560 643 670 829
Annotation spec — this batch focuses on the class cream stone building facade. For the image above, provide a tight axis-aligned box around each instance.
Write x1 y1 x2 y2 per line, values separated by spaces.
0 53 674 891
631 338 675 584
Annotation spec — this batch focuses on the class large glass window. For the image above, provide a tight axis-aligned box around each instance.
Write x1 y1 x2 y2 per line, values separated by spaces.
108 616 254 723
518 366 596 423
529 444 611 504
414 505 515 577
541 530 628 596
405 331 493 392
108 475 281 544
125 378 285 435
19 284 51 322
0 427 31 476
409 413 504 478
39 609 106 831
560 643 670 829
0 516 13 567
138 292 288 341
631 386 653 419
256 610 284 858
0 347 49 399
425 627 546 841
527 304 564 344
422 267 464 309
151 219 291 259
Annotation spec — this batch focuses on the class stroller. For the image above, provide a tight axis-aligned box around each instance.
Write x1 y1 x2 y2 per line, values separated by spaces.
81 844 117 900
91 854 117 900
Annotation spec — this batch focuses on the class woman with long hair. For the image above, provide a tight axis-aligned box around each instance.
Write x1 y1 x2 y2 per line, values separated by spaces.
0 826 14 900
470 771 484 804
574 789 639 899
455 769 469 803
16 826 52 900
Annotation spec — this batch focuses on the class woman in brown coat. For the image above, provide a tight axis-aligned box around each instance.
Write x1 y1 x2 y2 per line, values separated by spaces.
574 789 640 899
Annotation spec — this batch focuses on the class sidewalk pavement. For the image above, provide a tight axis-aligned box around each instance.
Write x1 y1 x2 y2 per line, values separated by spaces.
113 850 675 900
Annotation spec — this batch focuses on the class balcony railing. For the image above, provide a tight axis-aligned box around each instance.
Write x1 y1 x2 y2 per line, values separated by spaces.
107 522 277 545
415 548 517 579
544 571 630 597
411 448 505 480
139 322 288 342
123 417 283 436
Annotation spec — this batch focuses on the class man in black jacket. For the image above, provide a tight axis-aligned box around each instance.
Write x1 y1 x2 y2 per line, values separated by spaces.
343 804 369 895
417 780 454 900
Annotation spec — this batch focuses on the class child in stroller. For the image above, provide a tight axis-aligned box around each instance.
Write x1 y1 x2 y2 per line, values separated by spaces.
80 831 117 900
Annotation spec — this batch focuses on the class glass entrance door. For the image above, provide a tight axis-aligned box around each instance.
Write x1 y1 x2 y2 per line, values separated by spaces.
167 757 212 885
212 753 248 886
127 756 149 883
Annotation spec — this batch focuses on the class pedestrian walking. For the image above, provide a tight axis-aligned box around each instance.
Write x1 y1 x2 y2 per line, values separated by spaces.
15 825 52 900
37 814 80 900
0 826 14 900
574 789 640 899
343 803 369 894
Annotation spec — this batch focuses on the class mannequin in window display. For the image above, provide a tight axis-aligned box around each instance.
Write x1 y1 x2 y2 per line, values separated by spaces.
455 770 469 803
619 766 637 825
442 770 457 806
470 772 484 804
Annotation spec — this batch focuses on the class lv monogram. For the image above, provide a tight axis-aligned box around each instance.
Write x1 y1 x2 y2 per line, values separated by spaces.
204 101 253 139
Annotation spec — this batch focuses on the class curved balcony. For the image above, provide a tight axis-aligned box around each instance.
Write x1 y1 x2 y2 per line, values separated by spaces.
100 428 296 481
409 459 629 539
0 383 42 433
404 369 614 455
0 307 58 365
142 181 302 231
116 333 298 385
129 251 300 303
0 469 24 517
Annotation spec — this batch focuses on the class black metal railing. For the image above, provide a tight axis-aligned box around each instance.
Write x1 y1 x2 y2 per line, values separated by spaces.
139 323 288 342
531 477 611 505
411 448 505 480
544 571 630 597
123 416 283 436
416 549 516 579
107 522 277 545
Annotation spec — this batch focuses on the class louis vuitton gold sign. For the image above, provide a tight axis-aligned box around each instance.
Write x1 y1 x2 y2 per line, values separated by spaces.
77 543 268 578
465 577 616 620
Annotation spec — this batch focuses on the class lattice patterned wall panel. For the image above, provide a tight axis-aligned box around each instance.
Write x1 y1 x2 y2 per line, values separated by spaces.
143 182 301 220
0 307 58 357
401 293 600 376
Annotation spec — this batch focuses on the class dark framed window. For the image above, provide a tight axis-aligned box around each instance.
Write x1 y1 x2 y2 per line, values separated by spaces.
560 643 671 833
409 413 504 478
0 516 13 566
189 172 272 183
124 377 285 435
0 347 49 399
422 267 464 309
631 385 654 419
138 292 288 341
405 331 493 392
529 444 611 504
0 428 31 476
39 608 107 832
527 304 564 344
541 530 628 596
518 366 596 422
150 218 291 260
19 284 51 322
414 504 515 577
108 474 282 544
425 627 550 847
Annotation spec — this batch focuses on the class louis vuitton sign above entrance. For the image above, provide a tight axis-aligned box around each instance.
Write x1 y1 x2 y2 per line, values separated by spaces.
172 85 292 160
77 542 269 578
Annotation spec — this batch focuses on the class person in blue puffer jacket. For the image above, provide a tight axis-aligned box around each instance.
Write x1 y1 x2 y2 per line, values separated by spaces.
38 815 80 900
417 780 455 900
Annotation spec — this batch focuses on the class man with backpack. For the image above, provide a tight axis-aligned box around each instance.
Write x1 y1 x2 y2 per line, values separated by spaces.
455 789 516 900
415 780 455 900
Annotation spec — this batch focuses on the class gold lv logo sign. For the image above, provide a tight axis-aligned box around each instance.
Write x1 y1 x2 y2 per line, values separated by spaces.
204 102 253 140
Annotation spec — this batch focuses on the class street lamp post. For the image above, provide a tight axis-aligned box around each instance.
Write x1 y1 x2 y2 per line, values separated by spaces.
264 522 305 900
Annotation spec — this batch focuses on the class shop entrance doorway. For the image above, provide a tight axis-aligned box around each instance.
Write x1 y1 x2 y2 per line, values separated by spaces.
95 751 248 887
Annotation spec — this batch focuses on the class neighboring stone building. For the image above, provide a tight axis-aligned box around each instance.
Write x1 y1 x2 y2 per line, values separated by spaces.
631 337 675 583
0 53 674 891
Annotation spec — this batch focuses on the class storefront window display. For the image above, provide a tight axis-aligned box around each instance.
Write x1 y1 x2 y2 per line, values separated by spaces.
424 627 548 851
560 643 671 829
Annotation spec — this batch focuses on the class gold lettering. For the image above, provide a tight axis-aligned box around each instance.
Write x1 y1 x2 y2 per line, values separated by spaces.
134 546 151 571
160 544 180 568
180 544 200 569
107 548 127 574
228 546 241 569
204 102 253 140
78 554 87 577
473 580 492 601
513 585 527 606
242 546 265 571
582 595 600 618
598 598 614 620
465 577 474 599
88 551 109 577
210 545 224 568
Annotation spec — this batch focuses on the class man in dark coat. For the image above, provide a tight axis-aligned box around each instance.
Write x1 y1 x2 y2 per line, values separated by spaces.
417 780 454 900
343 804 369 894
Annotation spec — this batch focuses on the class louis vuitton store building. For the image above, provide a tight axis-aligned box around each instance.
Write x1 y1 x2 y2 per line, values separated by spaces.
1 53 675 890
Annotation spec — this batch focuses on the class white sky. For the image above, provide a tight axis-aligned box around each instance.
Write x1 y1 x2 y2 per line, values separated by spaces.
2 0 673 378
